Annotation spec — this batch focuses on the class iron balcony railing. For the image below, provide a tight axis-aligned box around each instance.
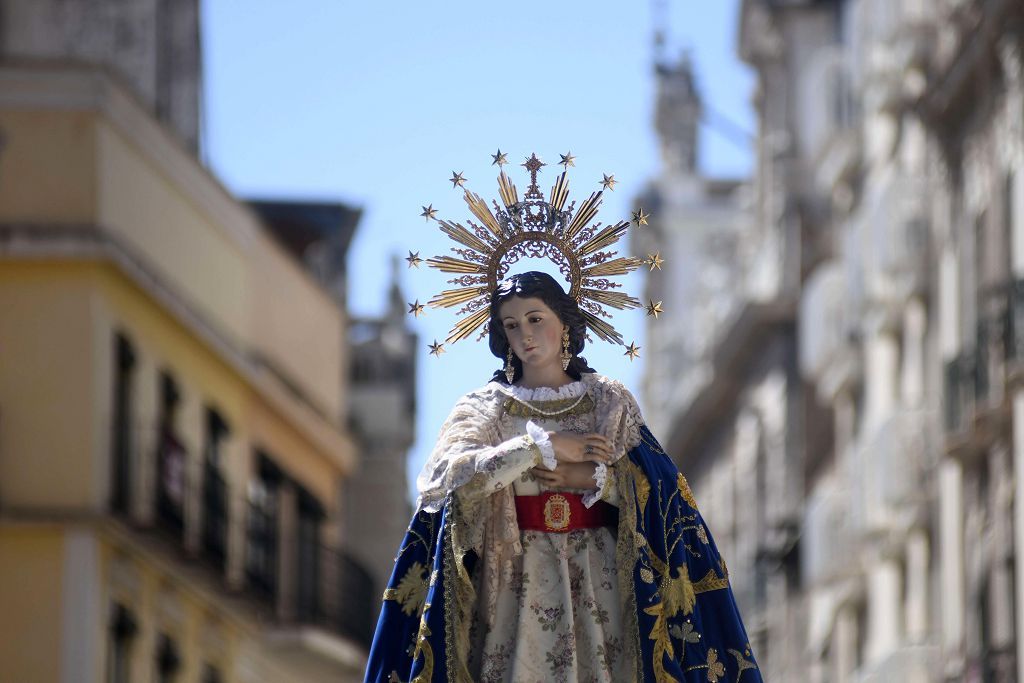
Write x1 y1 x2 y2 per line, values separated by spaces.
944 277 1024 435
107 421 375 645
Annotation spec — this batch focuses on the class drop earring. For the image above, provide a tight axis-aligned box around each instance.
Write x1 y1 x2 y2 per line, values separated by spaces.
505 346 516 383
561 329 572 371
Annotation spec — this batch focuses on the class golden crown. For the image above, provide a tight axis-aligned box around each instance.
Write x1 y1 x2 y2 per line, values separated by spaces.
407 151 663 360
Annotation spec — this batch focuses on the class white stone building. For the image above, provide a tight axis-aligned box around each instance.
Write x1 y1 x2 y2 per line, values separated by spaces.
641 0 1024 680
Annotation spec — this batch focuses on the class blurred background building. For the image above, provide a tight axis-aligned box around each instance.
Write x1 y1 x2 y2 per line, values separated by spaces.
0 1 414 682
639 0 1024 681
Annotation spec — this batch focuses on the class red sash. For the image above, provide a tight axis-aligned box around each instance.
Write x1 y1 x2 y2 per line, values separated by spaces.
514 491 618 533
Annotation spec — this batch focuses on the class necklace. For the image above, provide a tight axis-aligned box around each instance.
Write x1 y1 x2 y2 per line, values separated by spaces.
503 391 594 419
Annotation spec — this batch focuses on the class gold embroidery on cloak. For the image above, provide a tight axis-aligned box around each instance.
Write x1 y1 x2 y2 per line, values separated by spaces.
383 561 429 615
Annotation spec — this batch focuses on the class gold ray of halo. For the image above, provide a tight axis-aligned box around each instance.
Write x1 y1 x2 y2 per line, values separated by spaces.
497 171 518 207
425 256 486 275
462 190 503 237
581 309 625 345
582 256 645 278
429 286 488 308
578 220 631 256
549 172 570 214
581 288 643 310
436 219 492 254
565 191 603 241
446 307 492 343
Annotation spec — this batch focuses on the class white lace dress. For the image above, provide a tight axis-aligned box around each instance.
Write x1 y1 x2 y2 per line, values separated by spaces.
416 373 638 683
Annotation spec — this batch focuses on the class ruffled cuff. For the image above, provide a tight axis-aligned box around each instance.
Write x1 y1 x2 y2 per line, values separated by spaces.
525 420 557 470
582 462 613 508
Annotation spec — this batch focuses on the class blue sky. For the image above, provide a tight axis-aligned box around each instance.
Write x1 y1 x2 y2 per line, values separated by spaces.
201 1 755 499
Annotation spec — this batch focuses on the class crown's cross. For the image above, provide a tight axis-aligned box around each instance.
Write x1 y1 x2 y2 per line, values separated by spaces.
521 153 546 195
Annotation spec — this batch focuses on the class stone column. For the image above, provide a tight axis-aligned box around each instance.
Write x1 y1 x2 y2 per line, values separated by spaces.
865 553 901 664
905 529 929 643
1013 394 1024 683
864 319 898 436
1009 84 1024 683
902 298 926 408
833 604 857 683
939 458 965 676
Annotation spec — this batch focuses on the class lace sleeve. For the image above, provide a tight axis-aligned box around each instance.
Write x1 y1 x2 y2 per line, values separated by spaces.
591 374 645 459
415 389 542 512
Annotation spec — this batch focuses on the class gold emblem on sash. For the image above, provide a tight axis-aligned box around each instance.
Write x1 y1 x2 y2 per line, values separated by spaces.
543 494 572 531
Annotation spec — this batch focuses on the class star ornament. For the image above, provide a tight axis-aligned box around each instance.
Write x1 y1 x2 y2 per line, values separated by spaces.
428 340 446 357
631 207 649 227
645 252 665 271
624 341 641 361
405 251 423 268
408 300 425 317
449 171 467 188
491 149 508 166
600 173 618 191
559 151 576 168
420 204 437 221
646 300 664 318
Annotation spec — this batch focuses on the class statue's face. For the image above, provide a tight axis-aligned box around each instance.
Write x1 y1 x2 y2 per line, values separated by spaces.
499 296 567 374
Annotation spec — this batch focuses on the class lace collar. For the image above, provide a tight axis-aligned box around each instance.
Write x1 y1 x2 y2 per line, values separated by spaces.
499 377 589 402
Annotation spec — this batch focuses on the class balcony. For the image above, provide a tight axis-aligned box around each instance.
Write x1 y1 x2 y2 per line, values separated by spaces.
802 479 855 584
805 45 860 185
861 169 928 308
854 645 940 683
108 422 376 649
852 409 932 538
800 261 859 399
944 278 1024 452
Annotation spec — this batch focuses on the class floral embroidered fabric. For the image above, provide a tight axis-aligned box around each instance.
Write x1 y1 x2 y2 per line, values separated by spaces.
414 373 639 681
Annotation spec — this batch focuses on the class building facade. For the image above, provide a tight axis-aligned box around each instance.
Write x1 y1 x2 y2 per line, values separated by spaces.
642 0 1024 681
633 48 808 680
0 1 385 681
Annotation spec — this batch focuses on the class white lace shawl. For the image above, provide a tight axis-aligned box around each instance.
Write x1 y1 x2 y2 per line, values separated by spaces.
413 373 645 624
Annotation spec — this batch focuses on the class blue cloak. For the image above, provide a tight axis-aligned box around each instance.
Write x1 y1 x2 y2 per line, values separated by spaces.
365 425 762 682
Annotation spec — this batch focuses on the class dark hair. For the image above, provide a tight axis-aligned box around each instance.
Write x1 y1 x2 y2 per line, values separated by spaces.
487 271 596 384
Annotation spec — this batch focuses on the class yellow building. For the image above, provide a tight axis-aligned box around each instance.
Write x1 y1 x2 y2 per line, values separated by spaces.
0 5 370 681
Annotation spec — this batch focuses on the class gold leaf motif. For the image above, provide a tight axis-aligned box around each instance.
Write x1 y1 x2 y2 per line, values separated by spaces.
386 561 429 616
677 473 698 510
640 567 655 584
631 462 651 516
660 564 696 618
642 602 678 683
410 602 434 683
692 567 730 595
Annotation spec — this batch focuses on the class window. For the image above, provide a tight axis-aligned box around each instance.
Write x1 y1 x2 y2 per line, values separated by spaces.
295 489 324 622
106 603 137 683
155 634 180 683
202 664 224 683
202 409 230 566
111 333 136 513
246 453 281 599
156 372 186 533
